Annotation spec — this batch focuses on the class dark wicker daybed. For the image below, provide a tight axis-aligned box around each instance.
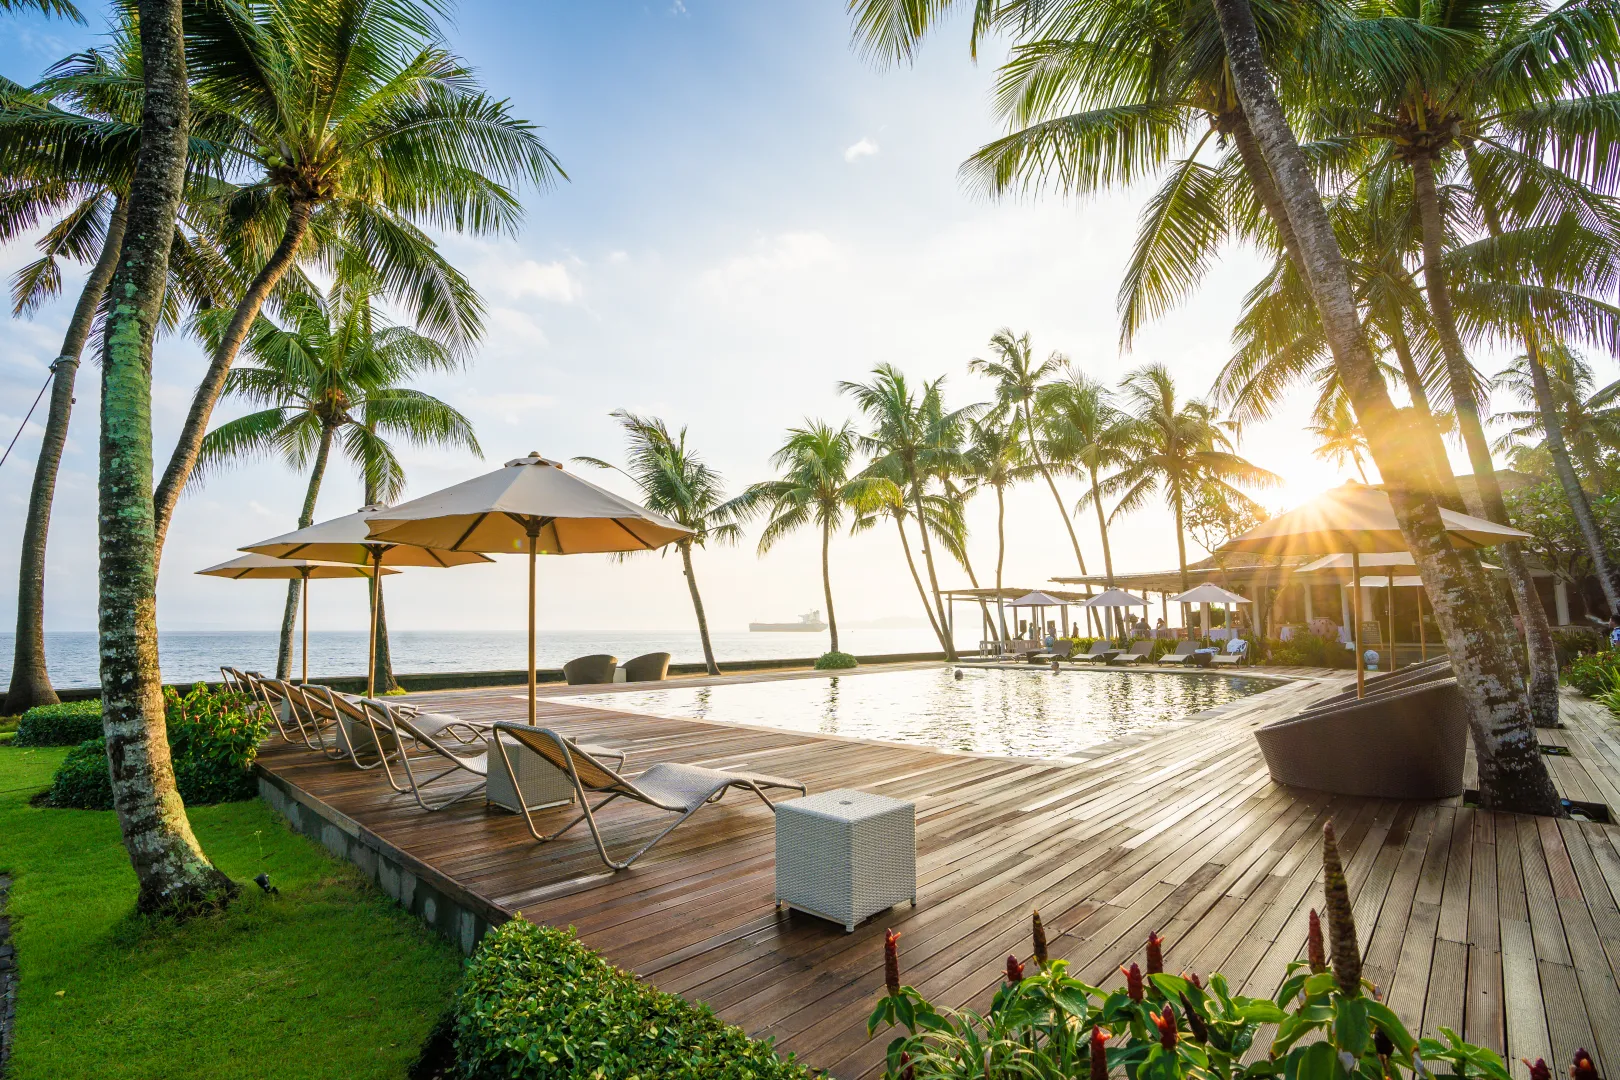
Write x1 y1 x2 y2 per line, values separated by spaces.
1255 659 1467 800
563 653 619 685
623 651 671 682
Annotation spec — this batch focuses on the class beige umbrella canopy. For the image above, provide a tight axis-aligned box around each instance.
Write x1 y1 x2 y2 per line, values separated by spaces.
197 554 398 684
1170 583 1252 640
364 453 694 724
1218 481 1528 556
242 506 492 695
1218 481 1529 696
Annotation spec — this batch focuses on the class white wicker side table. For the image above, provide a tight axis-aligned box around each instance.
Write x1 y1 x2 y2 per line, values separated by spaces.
775 789 916 932
485 737 626 814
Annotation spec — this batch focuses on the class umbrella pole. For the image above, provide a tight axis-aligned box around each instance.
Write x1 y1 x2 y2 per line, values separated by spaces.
528 530 537 726
1387 579 1396 670
301 568 309 685
367 549 382 698
1352 552 1364 698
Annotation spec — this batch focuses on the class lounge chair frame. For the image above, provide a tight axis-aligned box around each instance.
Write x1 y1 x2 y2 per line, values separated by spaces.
491 723 806 871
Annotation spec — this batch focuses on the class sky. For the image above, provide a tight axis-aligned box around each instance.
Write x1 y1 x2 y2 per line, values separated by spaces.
0 0 1537 639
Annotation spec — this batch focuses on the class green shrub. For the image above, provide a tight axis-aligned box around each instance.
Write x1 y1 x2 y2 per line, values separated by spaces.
45 683 267 810
1553 627 1604 669
1567 651 1620 698
441 921 813 1079
13 699 102 747
1263 631 1333 668
814 650 858 670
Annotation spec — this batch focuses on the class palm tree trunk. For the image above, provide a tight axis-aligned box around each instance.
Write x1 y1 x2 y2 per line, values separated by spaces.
821 517 839 653
4 199 129 716
1461 145 1620 614
679 540 720 676
906 483 957 661
151 198 315 561
362 477 399 692
1225 109 1304 275
1174 488 1191 633
98 0 237 914
1409 153 1559 727
1386 318 1465 510
1021 401 1094 633
895 516 948 651
995 485 1008 640
1209 0 1559 814
1525 335 1620 613
1090 467 1117 639
275 424 335 680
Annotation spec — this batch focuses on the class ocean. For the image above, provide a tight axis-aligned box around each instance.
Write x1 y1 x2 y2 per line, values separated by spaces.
0 627 976 689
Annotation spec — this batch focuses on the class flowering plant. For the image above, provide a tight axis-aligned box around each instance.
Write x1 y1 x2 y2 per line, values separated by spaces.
869 825 1594 1080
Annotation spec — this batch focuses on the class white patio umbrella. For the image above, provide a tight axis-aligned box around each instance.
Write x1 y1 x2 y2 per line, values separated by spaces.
242 506 492 696
362 452 694 724
1082 588 1151 641
1219 480 1530 696
1169 583 1252 640
197 554 398 683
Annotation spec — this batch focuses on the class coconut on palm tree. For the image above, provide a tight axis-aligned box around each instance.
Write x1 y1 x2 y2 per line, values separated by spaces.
194 278 479 680
577 412 741 676
150 0 564 559
723 420 886 657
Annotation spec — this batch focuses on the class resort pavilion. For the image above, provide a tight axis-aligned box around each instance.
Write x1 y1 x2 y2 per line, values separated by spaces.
1052 551 1320 641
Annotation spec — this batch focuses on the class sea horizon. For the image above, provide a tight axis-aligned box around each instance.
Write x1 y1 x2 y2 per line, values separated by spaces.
0 626 987 690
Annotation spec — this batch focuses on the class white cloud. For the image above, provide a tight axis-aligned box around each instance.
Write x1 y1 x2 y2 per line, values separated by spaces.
457 391 555 425
699 231 839 299
670 0 687 14
502 259 581 304
843 137 879 163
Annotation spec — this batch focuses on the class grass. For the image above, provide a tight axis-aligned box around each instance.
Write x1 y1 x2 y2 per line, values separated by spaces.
0 744 464 1079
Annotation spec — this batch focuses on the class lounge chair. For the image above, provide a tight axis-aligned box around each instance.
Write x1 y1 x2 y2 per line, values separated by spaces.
564 654 619 685
1108 640 1155 665
1254 676 1467 799
1210 639 1249 666
1072 640 1119 664
1156 641 1201 666
623 652 671 682
357 698 624 812
490 723 807 870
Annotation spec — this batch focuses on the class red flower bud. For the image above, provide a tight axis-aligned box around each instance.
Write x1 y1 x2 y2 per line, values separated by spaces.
1089 1027 1109 1080
1121 962 1144 1002
1307 909 1328 974
884 929 901 997
1006 954 1025 983
1151 1004 1177 1050
1524 1060 1550 1080
900 1051 914 1080
1185 971 1202 989
1570 1050 1598 1080
1033 910 1049 967
1179 993 1207 1042
1146 930 1164 975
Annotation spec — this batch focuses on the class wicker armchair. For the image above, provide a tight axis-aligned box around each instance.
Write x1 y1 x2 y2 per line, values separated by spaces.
1255 675 1468 799
563 654 619 685
623 652 671 682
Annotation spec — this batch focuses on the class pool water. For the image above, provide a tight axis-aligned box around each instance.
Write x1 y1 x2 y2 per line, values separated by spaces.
557 665 1282 760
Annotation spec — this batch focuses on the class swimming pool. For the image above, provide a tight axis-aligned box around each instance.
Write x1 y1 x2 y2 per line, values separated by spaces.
557 665 1283 760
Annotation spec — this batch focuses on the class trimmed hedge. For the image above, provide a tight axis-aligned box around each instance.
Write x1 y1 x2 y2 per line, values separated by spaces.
813 651 857 671
13 700 103 747
45 683 268 810
435 921 814 1079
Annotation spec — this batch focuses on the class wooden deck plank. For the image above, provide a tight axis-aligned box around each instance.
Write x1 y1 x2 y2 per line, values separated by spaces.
253 662 1620 1077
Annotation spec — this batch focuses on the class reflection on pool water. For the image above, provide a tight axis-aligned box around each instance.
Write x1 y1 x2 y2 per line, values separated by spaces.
557 665 1283 760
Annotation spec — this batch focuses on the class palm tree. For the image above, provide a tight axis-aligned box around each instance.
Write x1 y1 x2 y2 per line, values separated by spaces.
150 0 564 560
841 365 962 660
1495 345 1620 483
1307 396 1372 484
1038 366 1131 596
1202 0 1563 812
723 421 882 655
94 0 240 914
0 30 252 714
194 279 479 680
1105 365 1278 624
577 412 741 676
969 329 1094 586
962 415 1031 641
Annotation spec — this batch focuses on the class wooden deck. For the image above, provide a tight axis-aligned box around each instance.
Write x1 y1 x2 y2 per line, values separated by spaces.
256 664 1620 1078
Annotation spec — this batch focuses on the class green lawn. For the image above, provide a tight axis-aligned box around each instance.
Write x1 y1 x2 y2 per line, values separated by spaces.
0 745 463 1079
